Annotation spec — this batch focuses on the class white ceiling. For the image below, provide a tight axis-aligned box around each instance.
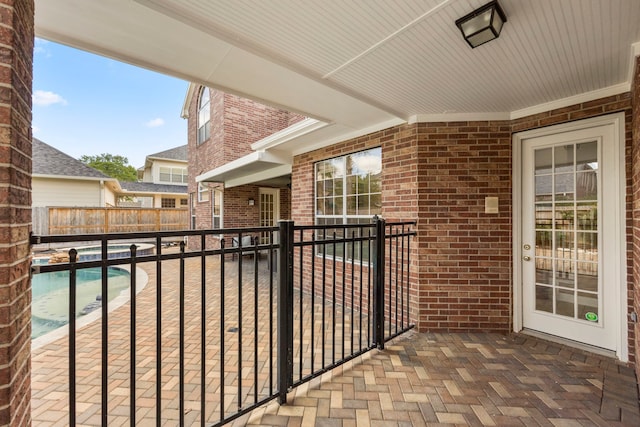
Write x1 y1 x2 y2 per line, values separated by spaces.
35 0 640 157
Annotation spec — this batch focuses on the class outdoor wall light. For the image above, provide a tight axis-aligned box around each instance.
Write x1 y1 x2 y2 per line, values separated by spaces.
248 198 255 206
455 0 507 48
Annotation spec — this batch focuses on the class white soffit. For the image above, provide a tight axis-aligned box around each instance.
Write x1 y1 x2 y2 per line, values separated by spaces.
196 151 291 187
35 0 640 150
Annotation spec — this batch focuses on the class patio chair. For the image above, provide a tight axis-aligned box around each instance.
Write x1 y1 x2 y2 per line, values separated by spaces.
231 235 256 260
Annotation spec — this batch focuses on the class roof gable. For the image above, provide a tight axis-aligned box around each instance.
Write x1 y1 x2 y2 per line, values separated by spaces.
147 145 187 162
32 138 112 180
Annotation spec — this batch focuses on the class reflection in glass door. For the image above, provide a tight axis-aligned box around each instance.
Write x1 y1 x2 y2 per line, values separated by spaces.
534 141 599 323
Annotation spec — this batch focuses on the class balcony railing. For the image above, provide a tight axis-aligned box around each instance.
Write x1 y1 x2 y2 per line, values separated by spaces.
31 217 415 426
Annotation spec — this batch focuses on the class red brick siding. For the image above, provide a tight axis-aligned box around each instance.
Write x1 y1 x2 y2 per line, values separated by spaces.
292 124 421 324
0 1 34 425
415 121 513 332
291 93 635 352
223 185 261 229
187 87 300 249
632 56 640 376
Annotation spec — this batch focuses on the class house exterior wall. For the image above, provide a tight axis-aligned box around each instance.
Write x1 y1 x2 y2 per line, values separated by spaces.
632 55 640 377
149 159 188 186
291 92 635 363
32 177 104 207
187 87 303 248
0 0 34 424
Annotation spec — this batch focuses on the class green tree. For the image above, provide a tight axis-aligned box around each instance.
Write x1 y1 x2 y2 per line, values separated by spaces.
80 153 138 182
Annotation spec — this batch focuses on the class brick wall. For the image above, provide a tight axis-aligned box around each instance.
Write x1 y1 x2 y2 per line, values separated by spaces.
291 93 635 355
0 1 34 425
187 87 300 249
415 120 513 332
632 56 640 377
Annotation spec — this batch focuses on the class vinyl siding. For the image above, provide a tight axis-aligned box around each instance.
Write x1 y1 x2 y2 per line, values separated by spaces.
33 177 104 207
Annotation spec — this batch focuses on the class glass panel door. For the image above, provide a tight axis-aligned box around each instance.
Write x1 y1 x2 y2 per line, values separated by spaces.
533 141 599 323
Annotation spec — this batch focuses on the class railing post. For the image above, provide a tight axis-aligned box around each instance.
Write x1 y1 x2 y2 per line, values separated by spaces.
277 220 294 404
373 216 386 349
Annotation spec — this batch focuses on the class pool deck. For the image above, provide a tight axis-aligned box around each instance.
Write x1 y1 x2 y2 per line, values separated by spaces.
31 254 640 426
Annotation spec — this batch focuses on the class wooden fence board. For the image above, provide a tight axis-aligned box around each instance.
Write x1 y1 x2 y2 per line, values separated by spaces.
46 207 189 235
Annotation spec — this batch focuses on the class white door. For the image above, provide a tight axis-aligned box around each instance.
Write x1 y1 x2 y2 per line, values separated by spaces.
259 188 279 243
519 115 625 352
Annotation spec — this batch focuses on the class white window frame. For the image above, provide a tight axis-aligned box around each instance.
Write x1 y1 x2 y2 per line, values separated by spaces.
198 183 209 202
314 147 382 262
212 189 223 229
197 87 210 144
159 166 188 184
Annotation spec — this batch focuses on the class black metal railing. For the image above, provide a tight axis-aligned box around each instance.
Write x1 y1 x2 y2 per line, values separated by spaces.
30 217 415 426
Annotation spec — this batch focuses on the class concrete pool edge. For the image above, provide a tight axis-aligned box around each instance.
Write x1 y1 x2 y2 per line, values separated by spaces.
31 266 150 351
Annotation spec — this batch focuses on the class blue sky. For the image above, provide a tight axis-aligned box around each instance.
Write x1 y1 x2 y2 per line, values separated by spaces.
33 39 189 168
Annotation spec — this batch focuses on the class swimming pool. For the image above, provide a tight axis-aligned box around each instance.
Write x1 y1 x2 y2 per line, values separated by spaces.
31 267 130 339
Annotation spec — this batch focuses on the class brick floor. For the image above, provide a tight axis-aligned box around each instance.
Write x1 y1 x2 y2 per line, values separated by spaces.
32 252 639 426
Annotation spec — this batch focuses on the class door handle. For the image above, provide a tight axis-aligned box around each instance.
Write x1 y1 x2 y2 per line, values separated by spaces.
523 256 531 261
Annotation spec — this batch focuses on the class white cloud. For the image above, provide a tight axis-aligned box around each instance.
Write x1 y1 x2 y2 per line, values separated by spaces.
145 118 165 128
31 125 40 134
32 90 67 107
34 38 52 57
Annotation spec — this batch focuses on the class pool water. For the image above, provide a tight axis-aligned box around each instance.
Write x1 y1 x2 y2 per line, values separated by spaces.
31 267 130 339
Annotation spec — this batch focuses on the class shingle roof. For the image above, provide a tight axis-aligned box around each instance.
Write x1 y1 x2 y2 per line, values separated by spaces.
147 145 187 161
32 138 112 179
119 181 188 194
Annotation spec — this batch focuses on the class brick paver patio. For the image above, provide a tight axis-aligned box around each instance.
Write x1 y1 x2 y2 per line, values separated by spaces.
32 253 639 426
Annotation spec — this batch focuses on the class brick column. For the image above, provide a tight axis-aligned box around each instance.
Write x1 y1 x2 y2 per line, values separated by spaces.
0 0 34 425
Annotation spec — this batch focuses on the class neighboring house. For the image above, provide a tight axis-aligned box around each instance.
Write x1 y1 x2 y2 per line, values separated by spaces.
119 145 188 208
32 138 119 208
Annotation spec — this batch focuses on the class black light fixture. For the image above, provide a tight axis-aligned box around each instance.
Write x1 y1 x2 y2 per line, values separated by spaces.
455 0 507 48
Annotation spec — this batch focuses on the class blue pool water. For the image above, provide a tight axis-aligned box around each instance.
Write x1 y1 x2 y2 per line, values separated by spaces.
31 267 130 339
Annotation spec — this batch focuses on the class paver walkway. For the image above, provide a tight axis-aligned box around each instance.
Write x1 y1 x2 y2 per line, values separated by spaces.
241 331 640 426
31 252 639 426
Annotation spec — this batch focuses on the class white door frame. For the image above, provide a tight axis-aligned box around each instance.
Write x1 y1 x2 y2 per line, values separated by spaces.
259 187 280 225
512 112 627 361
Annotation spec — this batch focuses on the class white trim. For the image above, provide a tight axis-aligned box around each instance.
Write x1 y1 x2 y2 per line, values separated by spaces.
181 82 198 119
290 117 405 156
409 112 510 123
251 118 327 151
510 83 630 120
33 174 118 183
629 41 640 84
196 150 290 183
225 164 291 189
512 112 627 361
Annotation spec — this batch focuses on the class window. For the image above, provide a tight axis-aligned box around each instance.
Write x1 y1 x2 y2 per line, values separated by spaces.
190 193 196 229
315 147 382 260
161 198 176 208
213 189 223 229
180 198 188 207
198 183 210 202
159 167 188 184
197 88 210 144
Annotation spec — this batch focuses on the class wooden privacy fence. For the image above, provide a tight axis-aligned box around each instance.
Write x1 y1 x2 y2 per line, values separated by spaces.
44 207 189 235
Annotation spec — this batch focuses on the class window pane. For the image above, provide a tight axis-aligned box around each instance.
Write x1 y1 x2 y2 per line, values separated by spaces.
346 175 357 195
346 195 357 215
358 194 370 215
370 193 382 215
554 145 574 173
535 148 552 175
555 173 574 201
159 167 170 182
